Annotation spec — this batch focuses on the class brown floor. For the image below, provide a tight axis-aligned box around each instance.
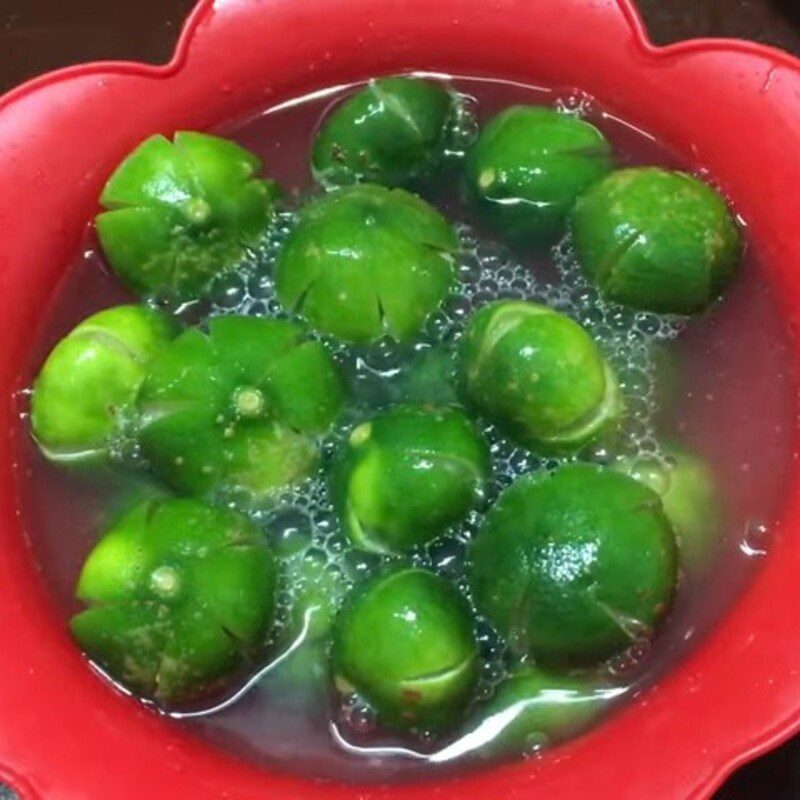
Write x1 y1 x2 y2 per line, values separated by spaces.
0 1 798 798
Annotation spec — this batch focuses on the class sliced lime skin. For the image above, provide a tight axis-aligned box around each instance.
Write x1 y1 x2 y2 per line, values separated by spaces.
571 167 741 313
332 567 479 732
31 305 178 466
275 184 458 343
468 666 610 759
459 301 621 452
334 405 490 554
469 464 677 665
137 315 344 502
312 76 458 189
464 106 613 247
96 132 280 298
615 443 723 575
70 498 277 703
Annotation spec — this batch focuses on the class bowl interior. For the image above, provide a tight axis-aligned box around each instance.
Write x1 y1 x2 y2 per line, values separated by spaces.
0 1 799 798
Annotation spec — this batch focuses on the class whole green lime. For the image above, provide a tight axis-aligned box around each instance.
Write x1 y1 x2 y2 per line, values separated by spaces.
312 76 460 188
333 567 479 732
31 305 177 465
70 497 277 702
275 184 458 343
571 167 741 313
460 301 621 452
469 464 677 665
465 106 612 246
97 132 280 298
334 405 490 554
137 315 343 502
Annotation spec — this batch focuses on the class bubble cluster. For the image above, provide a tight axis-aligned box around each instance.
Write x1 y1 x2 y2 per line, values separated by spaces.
206 210 297 320
473 619 510 701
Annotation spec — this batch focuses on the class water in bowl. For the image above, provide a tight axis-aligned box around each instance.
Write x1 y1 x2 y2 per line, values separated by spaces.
12 75 797 781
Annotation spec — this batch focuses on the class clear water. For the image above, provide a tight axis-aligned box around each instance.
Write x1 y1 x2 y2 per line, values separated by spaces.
11 76 798 782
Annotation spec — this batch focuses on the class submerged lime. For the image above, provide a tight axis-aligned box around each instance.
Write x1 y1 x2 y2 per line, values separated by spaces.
571 167 741 313
275 184 458 343
31 305 177 465
460 301 621 452
97 132 280 298
465 106 612 246
137 315 343 502
70 498 277 702
615 443 723 574
312 76 460 188
465 666 611 758
334 405 490 554
333 567 479 732
469 464 677 665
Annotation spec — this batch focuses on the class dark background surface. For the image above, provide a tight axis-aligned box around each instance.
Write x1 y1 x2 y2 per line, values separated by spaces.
1 1 799 797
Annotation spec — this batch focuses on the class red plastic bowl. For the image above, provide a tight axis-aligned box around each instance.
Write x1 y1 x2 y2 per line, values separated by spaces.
1 0 799 797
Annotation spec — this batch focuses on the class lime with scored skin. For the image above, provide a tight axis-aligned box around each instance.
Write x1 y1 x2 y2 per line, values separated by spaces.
332 567 479 733
459 300 621 453
571 167 741 314
469 464 677 665
70 497 277 703
312 76 462 189
275 183 458 343
31 304 178 466
333 405 490 554
136 315 343 503
464 105 613 247
96 132 280 299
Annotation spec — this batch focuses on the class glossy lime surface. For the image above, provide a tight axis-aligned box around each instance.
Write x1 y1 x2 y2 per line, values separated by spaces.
70 498 277 702
469 464 677 664
97 132 280 298
137 315 343 502
275 184 458 343
312 77 458 188
333 567 478 732
571 167 740 313
465 106 612 246
334 405 490 553
31 305 177 465
460 301 621 452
